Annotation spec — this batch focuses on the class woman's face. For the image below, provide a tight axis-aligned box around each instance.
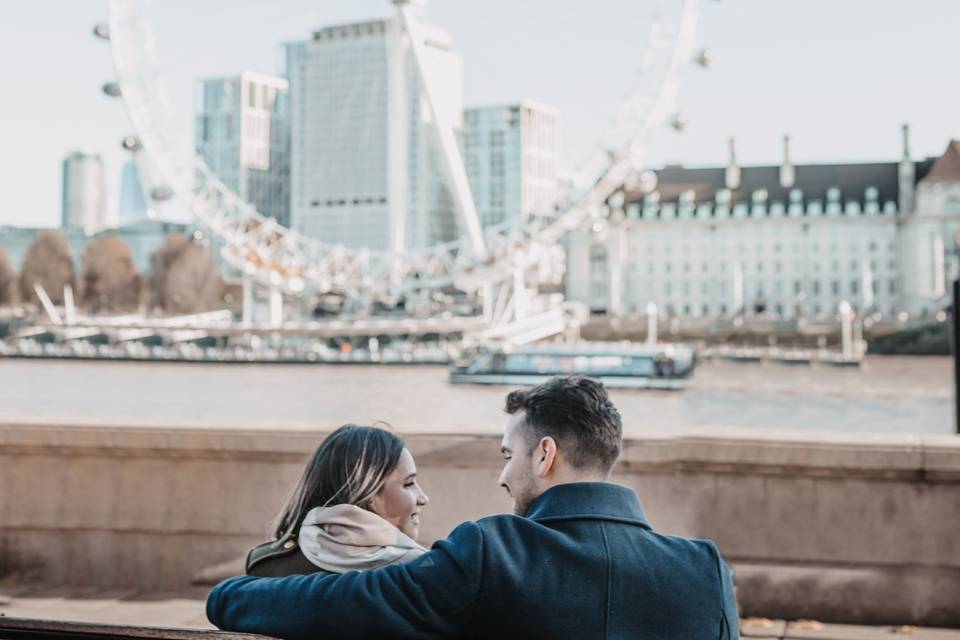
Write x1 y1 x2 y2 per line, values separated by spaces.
369 448 429 540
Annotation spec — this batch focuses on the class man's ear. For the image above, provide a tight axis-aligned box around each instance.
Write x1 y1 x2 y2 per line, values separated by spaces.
535 436 558 478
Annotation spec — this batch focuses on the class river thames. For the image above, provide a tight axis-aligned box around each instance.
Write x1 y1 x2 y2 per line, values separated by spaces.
0 355 951 436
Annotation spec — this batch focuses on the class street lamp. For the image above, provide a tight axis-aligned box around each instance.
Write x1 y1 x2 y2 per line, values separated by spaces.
953 229 960 434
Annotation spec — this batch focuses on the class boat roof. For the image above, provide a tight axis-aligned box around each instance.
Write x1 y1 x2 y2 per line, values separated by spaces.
505 343 682 356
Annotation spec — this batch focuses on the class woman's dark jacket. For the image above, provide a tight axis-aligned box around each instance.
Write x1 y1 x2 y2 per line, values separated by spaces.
245 531 325 578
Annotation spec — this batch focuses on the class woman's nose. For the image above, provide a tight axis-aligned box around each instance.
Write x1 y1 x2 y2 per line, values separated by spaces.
418 487 430 506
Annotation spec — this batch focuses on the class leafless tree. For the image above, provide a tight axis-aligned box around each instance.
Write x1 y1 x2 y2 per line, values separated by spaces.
149 234 225 314
18 230 77 305
80 234 144 313
0 246 16 306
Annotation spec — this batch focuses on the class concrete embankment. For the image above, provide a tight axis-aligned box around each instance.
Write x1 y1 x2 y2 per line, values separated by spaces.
1 423 958 627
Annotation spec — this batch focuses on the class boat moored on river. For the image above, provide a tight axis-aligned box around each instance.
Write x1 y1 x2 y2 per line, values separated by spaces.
449 342 696 389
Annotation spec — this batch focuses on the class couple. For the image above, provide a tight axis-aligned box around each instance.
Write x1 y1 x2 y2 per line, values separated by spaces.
208 376 740 639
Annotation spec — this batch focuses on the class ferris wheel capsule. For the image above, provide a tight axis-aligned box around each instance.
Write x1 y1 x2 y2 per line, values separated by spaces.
93 24 110 40
150 186 174 202
121 136 142 152
102 82 122 98
695 48 713 68
670 112 689 132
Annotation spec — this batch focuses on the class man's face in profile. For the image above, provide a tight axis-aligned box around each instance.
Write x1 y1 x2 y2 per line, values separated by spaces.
498 411 539 516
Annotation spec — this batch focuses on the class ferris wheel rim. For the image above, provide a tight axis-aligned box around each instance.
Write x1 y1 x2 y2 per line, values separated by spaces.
105 0 702 299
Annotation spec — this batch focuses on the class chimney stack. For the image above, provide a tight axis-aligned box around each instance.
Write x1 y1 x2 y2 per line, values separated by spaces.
725 137 741 190
779 134 796 188
898 123 915 215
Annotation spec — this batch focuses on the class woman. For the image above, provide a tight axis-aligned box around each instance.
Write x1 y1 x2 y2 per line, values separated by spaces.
246 424 429 577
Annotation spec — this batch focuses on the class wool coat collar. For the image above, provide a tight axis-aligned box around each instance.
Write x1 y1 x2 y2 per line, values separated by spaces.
524 481 652 529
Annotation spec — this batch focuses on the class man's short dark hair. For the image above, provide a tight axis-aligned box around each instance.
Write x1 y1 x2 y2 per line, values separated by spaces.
504 376 622 473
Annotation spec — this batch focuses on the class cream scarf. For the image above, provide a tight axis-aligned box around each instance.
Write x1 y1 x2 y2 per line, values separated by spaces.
297 504 426 574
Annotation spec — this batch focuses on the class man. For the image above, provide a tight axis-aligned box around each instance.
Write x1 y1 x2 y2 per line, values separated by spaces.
208 376 739 639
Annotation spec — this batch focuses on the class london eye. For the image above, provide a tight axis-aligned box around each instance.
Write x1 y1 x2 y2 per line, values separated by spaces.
98 0 709 342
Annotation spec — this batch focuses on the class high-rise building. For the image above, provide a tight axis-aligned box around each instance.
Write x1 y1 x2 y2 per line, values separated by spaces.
61 151 106 235
117 157 149 226
195 72 291 227
464 101 560 228
285 4 464 251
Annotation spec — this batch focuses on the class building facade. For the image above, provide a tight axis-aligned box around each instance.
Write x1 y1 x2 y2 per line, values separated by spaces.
285 5 463 251
61 151 106 236
117 157 150 226
567 129 960 319
464 101 560 229
196 72 291 227
899 140 960 314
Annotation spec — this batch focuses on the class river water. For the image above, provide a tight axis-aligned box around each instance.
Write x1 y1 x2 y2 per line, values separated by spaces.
0 356 951 436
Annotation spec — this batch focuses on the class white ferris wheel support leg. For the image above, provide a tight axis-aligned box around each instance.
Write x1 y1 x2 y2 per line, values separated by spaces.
482 282 494 323
513 262 528 322
646 302 659 347
396 2 486 259
269 286 284 328
33 284 63 326
387 17 409 255
63 284 77 325
608 227 626 318
242 274 253 326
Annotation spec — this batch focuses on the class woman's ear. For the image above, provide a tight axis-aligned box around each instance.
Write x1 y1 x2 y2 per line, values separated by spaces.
535 436 558 478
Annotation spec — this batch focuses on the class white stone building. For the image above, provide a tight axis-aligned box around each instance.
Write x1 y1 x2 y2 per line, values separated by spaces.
567 129 960 319
195 72 291 227
285 4 464 251
899 139 960 314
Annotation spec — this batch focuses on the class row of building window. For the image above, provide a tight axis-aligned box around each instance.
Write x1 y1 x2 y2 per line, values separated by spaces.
623 302 899 318
632 240 896 255
309 197 388 207
625 278 896 297
633 260 893 274
626 199 899 221
313 22 389 41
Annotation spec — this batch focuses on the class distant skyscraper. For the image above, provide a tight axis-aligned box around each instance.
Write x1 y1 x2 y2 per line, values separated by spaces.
61 151 106 235
196 72 291 227
117 157 149 226
464 101 560 228
285 5 464 250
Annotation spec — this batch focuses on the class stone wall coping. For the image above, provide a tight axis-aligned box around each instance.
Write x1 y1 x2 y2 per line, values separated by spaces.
2 421 958 477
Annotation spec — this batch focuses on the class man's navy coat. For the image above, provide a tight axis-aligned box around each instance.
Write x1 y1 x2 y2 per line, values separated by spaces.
208 482 739 639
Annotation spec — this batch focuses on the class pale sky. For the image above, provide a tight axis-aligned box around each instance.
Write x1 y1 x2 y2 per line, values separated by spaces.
1 0 957 228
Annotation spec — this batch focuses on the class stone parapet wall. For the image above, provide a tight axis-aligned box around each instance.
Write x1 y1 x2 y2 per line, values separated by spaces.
1 423 958 626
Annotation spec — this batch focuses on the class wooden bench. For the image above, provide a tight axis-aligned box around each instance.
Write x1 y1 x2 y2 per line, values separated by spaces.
0 618 274 640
